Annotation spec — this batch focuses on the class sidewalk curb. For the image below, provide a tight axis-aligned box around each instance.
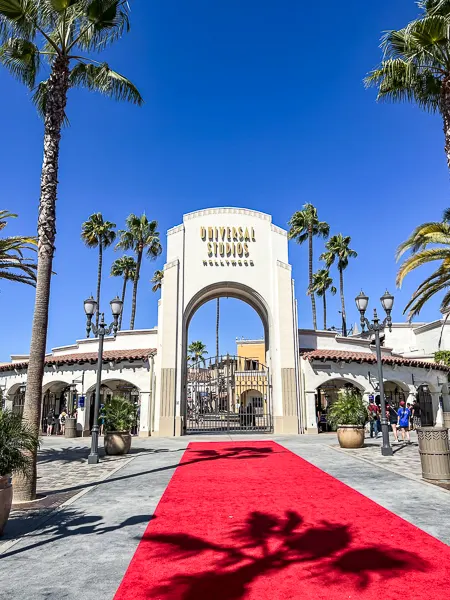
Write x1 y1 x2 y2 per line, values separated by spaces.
0 455 135 556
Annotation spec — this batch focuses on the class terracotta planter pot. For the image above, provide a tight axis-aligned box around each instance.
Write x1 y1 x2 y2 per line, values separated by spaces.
104 432 132 456
0 475 13 536
337 425 365 449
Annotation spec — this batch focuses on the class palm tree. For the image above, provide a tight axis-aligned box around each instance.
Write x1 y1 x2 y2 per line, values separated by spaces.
0 211 37 286
320 235 357 337
110 255 136 330
365 1 450 170
288 204 329 330
188 341 208 365
81 213 116 329
151 269 164 293
396 208 450 320
0 1 142 501
116 215 162 329
216 298 220 357
309 269 336 330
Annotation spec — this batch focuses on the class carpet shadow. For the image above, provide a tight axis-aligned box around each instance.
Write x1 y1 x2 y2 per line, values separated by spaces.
139 509 430 600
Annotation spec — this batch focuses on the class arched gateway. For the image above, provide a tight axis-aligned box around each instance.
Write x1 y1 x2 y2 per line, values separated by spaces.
154 208 301 436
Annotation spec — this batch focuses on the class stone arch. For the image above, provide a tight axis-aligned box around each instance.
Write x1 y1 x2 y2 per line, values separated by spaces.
314 376 366 393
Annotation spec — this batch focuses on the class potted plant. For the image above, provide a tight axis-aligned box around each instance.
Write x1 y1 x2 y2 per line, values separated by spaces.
327 389 368 449
103 397 137 456
0 410 39 535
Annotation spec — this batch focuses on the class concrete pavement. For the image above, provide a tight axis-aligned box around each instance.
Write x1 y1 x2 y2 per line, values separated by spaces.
1 434 449 600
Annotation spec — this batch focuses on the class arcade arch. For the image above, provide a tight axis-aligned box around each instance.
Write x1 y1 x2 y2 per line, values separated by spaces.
185 294 271 433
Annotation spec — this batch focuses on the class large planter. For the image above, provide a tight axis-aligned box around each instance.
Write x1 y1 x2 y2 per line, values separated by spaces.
104 431 132 456
0 475 13 536
337 425 365 449
417 427 450 481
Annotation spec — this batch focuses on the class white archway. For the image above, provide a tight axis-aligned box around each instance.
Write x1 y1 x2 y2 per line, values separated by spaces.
156 208 300 436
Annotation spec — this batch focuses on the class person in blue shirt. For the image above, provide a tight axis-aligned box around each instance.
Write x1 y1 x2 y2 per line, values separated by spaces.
397 400 411 443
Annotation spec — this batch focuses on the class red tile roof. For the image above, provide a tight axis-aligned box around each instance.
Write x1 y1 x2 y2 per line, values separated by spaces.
0 348 156 372
301 349 450 372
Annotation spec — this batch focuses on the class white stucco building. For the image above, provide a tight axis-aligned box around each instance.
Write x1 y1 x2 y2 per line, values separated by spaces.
1 207 449 436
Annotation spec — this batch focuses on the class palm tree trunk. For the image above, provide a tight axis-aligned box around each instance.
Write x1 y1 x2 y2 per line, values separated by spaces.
17 56 70 502
339 267 347 337
441 77 450 171
308 230 317 330
130 249 142 330
216 298 220 357
95 240 102 329
119 271 128 331
323 293 327 330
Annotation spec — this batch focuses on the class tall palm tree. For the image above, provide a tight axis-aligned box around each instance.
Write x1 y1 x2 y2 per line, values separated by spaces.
309 269 336 330
110 255 136 330
0 211 37 286
216 298 220 357
81 213 116 328
320 235 357 337
116 214 162 329
0 1 142 501
151 269 164 293
365 1 450 170
396 208 450 320
188 341 208 365
288 204 329 330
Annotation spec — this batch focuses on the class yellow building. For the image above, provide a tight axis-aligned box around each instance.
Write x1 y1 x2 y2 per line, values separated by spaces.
235 340 269 416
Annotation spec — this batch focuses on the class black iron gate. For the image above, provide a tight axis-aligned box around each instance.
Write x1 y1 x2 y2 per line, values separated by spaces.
185 354 272 433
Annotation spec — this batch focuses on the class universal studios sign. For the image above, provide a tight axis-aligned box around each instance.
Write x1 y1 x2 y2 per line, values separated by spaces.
200 225 256 267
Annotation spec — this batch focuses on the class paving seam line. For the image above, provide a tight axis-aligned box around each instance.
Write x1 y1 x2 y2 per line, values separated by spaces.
0 454 136 556
328 445 450 495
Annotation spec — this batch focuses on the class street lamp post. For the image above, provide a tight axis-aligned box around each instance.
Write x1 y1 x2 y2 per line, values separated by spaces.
355 290 395 457
84 296 123 465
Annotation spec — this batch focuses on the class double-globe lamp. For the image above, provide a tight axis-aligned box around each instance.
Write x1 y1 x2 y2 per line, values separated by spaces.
355 289 394 457
83 295 123 464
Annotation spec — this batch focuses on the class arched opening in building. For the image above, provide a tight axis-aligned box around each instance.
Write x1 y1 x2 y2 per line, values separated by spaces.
316 379 363 433
42 381 72 433
9 383 26 418
417 384 434 426
184 283 271 433
377 381 409 408
86 379 140 434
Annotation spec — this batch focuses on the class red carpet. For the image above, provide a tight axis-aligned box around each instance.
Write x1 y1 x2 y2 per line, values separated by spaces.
114 442 450 600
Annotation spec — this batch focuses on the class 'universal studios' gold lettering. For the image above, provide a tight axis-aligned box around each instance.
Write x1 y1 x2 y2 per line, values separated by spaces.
200 225 256 265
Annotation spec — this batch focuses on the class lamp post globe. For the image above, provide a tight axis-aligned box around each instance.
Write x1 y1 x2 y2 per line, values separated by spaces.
380 290 394 313
110 296 123 317
84 296 97 317
355 291 369 314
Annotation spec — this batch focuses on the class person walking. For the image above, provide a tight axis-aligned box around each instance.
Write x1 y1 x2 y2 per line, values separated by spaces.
59 408 68 436
46 408 55 436
368 398 380 438
386 403 399 443
397 400 411 443
412 400 422 430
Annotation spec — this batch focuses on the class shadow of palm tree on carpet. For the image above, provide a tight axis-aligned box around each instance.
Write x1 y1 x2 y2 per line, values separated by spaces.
141 509 429 600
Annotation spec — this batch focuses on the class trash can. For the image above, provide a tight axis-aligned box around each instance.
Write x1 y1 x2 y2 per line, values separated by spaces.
64 417 77 439
417 427 450 481
444 413 450 429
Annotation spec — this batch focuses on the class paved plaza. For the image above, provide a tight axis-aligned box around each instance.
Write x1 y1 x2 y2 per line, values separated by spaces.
1 433 449 599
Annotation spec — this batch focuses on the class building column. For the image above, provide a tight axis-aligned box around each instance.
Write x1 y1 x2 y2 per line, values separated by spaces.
139 392 151 437
305 391 318 433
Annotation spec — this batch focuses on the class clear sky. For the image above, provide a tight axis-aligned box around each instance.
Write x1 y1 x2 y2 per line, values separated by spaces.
1 0 449 361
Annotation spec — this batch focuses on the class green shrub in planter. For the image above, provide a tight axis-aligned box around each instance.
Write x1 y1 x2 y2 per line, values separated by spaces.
327 389 368 428
103 397 136 433
0 410 40 477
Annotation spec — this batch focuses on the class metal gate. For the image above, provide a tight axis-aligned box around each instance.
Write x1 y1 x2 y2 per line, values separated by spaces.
185 354 273 434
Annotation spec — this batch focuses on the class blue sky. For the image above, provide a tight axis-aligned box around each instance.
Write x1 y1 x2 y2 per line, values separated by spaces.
1 0 449 361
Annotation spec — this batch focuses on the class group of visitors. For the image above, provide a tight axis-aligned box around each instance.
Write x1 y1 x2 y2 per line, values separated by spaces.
45 407 73 436
368 398 421 443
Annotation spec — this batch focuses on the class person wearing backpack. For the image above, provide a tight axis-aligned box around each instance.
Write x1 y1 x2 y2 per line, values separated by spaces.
397 400 411 444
